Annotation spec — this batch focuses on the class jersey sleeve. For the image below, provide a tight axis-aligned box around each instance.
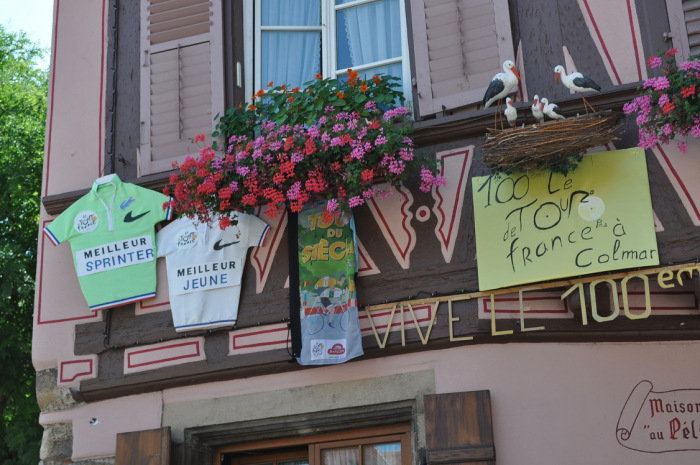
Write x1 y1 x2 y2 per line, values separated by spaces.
156 219 179 258
133 184 173 224
42 200 83 245
245 214 271 248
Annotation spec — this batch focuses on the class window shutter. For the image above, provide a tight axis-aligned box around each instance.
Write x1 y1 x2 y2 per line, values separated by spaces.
665 0 700 62
409 0 515 117
115 427 170 465
682 0 700 56
140 0 224 176
424 391 495 464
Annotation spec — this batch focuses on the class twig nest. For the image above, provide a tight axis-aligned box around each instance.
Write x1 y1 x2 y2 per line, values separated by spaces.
482 110 624 174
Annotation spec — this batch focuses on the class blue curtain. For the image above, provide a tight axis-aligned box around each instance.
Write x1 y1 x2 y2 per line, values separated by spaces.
261 0 321 88
337 0 401 75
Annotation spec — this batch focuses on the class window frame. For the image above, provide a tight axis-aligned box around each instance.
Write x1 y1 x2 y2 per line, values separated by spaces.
664 0 695 63
217 424 412 465
138 0 225 176
311 430 411 465
230 447 309 465
408 0 515 117
250 0 412 101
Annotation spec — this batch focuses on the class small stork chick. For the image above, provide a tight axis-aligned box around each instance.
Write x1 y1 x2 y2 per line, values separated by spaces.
504 97 517 127
531 95 544 124
541 98 566 121
554 65 601 113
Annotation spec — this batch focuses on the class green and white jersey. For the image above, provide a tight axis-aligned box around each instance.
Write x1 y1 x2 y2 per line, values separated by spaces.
43 174 172 310
156 213 270 332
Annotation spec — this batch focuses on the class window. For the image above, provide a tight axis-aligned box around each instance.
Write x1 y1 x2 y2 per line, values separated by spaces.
665 0 700 63
219 424 411 465
408 0 515 116
231 447 309 465
313 436 407 465
253 0 411 98
139 0 224 176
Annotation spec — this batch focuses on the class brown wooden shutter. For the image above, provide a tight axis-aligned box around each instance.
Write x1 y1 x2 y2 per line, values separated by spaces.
409 0 515 117
666 0 700 61
424 391 495 464
115 427 171 465
147 0 212 44
682 0 700 56
140 0 224 175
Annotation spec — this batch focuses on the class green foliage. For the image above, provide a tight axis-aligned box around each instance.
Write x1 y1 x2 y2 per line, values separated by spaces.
212 70 405 150
0 25 47 464
169 71 445 220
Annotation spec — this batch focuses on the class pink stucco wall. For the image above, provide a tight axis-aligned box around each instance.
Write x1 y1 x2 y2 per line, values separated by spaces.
34 0 700 463
39 341 700 462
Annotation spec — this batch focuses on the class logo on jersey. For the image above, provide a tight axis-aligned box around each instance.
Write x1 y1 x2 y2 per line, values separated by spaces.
124 211 149 222
213 239 240 251
74 211 99 233
328 343 346 355
176 227 198 250
120 197 135 210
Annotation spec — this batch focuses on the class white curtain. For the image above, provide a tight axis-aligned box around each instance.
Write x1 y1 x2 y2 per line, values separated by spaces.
261 0 321 88
338 0 401 74
321 443 401 465
322 447 359 465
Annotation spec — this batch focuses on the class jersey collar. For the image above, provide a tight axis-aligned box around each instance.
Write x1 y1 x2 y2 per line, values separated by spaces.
92 174 122 232
92 173 122 192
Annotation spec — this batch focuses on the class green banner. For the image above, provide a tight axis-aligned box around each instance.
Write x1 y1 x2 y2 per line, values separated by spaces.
297 204 363 365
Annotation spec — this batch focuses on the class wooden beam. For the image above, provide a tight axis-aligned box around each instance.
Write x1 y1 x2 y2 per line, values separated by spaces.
365 262 698 311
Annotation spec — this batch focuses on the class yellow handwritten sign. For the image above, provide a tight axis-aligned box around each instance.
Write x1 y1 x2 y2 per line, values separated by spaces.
472 148 659 290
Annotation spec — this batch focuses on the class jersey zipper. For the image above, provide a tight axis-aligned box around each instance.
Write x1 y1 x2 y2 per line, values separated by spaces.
95 181 117 231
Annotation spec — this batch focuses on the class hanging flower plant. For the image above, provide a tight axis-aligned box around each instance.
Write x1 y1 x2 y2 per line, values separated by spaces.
623 48 700 152
165 71 445 227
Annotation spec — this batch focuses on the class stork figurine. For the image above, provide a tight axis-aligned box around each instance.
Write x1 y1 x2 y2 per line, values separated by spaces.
554 65 601 113
504 98 517 127
531 95 544 124
483 60 521 127
541 98 566 121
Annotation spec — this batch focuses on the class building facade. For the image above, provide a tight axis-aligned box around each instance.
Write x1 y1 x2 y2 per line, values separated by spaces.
35 0 700 464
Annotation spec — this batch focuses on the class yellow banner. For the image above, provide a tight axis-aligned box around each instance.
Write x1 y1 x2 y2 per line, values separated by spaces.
472 148 659 290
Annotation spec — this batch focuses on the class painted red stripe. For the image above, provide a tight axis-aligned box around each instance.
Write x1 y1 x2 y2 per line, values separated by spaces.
483 309 568 314
582 0 621 84
626 0 642 81
357 245 373 273
232 326 289 350
656 144 700 221
43 0 61 197
251 208 286 286
232 339 290 350
359 306 433 333
44 0 107 194
139 300 170 310
435 150 470 249
481 298 567 314
37 221 100 325
127 341 201 368
369 186 413 260
98 0 105 177
60 359 94 383
488 296 566 302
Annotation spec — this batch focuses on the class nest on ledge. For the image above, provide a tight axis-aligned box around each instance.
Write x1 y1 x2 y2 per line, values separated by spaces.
482 110 624 174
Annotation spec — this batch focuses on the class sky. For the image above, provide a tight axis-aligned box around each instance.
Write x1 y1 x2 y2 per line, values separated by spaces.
0 0 55 69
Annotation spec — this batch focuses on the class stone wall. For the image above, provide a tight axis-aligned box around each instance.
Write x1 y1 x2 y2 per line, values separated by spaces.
36 369 115 465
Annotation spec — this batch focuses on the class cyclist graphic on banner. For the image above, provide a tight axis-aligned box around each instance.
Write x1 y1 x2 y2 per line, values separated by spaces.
297 204 363 365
